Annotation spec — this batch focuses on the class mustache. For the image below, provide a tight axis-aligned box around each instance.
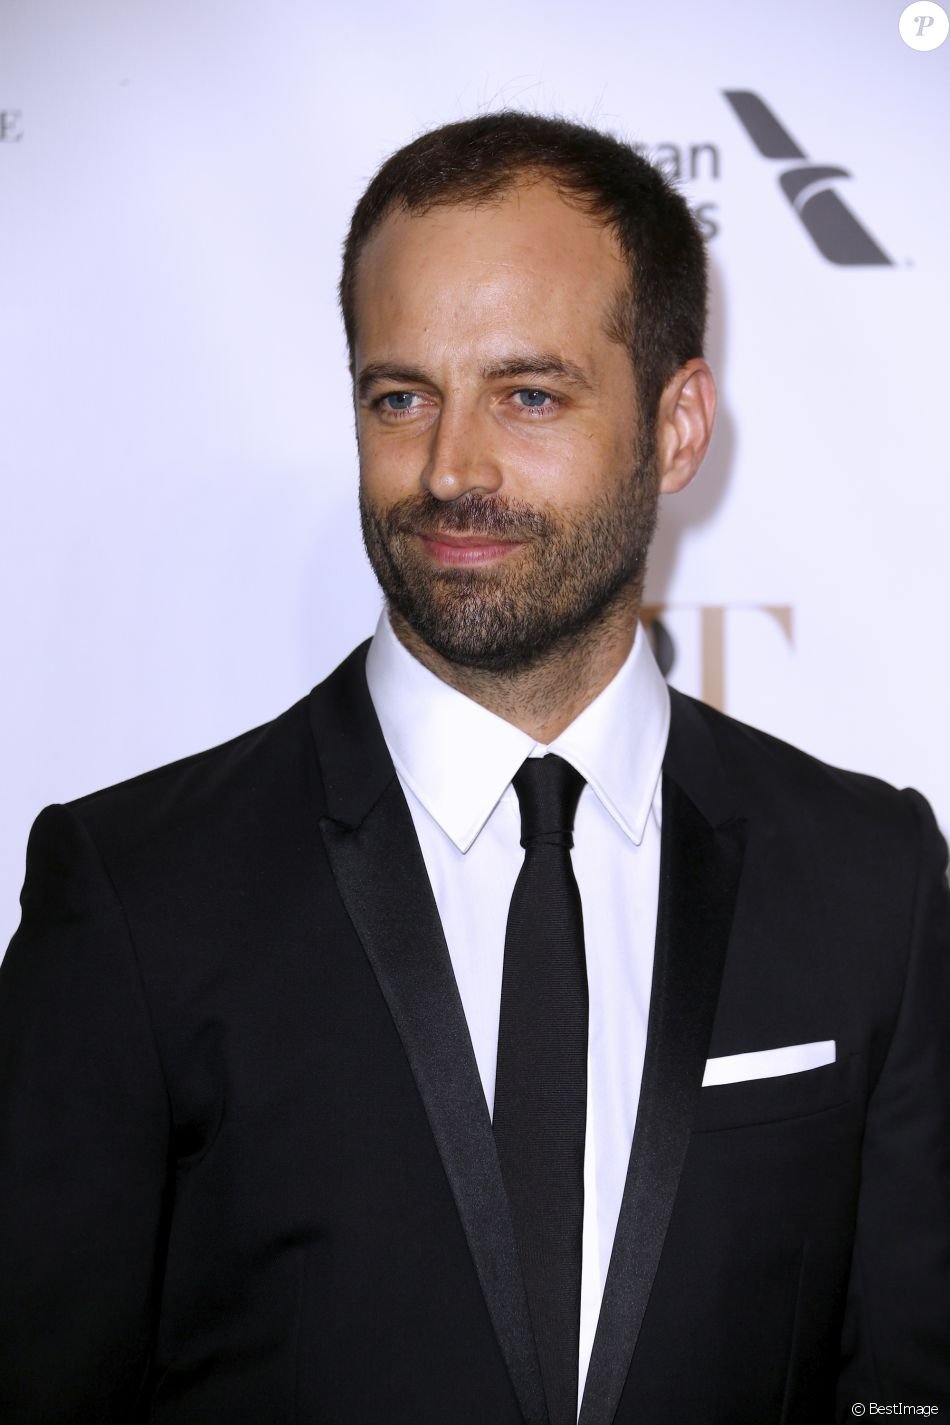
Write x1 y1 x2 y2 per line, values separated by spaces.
382 492 551 541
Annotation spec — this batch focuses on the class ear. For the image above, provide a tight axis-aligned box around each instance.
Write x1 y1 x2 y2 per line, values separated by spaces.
656 359 717 495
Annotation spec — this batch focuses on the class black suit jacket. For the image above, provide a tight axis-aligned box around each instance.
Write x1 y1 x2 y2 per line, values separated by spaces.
1 641 948 1424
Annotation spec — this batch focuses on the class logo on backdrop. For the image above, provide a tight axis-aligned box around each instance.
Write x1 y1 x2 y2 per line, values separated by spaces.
723 91 891 266
635 139 721 242
643 605 794 714
0 110 23 143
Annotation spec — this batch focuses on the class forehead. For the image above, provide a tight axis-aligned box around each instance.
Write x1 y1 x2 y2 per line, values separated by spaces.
352 180 628 361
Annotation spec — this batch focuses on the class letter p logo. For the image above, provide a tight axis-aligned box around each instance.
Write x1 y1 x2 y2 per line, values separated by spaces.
899 1 949 48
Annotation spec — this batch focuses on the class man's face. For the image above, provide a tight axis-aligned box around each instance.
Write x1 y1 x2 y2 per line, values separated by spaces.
353 178 658 672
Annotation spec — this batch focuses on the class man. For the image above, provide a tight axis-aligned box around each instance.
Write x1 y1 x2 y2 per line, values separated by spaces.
0 112 947 1425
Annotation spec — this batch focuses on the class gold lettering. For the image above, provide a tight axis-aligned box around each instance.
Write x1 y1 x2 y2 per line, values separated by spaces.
643 604 794 713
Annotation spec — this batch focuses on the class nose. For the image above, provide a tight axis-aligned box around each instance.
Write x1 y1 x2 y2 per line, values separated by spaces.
421 398 503 502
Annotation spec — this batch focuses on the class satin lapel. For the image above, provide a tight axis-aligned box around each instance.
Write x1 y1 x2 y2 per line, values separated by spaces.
310 647 548 1425
579 694 747 1425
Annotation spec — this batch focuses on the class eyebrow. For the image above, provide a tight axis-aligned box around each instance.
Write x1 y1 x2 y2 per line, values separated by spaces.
356 363 433 399
356 354 594 399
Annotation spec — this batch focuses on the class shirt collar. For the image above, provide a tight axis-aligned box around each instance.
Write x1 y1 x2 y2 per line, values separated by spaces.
364 608 670 853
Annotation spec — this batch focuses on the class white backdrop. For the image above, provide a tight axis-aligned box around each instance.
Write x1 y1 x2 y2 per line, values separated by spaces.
2 0 948 947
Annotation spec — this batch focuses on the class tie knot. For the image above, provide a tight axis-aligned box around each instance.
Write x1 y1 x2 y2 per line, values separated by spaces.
512 754 586 850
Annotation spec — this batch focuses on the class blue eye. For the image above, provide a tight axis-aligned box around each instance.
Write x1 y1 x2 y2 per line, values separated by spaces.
382 392 416 411
516 389 551 408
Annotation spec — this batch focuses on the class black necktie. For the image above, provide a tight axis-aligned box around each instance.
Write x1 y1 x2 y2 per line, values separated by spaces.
493 753 588 1425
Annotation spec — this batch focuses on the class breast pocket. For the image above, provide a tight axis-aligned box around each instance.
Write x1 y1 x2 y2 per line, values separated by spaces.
691 1052 865 1134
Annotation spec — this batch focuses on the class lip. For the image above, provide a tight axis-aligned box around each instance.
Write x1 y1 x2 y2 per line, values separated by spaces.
415 533 526 566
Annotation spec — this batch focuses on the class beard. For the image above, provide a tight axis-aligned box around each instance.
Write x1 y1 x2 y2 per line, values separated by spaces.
359 428 659 674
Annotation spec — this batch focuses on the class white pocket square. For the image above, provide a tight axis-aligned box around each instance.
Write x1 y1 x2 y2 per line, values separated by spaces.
702 1040 836 1087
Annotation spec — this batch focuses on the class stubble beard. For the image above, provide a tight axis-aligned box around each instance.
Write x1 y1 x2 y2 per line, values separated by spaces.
358 429 659 675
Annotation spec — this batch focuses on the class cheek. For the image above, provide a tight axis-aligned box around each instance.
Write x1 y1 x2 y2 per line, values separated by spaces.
507 426 622 505
358 427 423 500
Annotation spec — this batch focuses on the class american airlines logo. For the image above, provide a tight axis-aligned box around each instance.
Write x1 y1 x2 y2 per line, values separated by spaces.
723 91 891 266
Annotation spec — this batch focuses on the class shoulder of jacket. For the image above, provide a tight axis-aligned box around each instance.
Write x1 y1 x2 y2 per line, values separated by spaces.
59 694 314 862
670 687 923 844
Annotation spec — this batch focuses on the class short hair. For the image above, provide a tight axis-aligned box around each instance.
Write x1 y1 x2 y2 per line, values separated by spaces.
339 110 708 422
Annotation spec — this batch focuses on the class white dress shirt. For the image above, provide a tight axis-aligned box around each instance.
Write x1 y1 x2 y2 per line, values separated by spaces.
364 609 670 1411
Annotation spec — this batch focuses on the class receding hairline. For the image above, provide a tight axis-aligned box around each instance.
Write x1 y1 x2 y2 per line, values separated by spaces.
346 167 638 369
349 164 633 270
339 113 708 419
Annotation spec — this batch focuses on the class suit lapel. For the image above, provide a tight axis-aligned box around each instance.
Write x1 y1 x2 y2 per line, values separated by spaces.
309 644 548 1425
579 690 748 1425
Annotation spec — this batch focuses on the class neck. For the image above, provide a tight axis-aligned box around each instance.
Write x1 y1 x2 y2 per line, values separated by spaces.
389 589 641 743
